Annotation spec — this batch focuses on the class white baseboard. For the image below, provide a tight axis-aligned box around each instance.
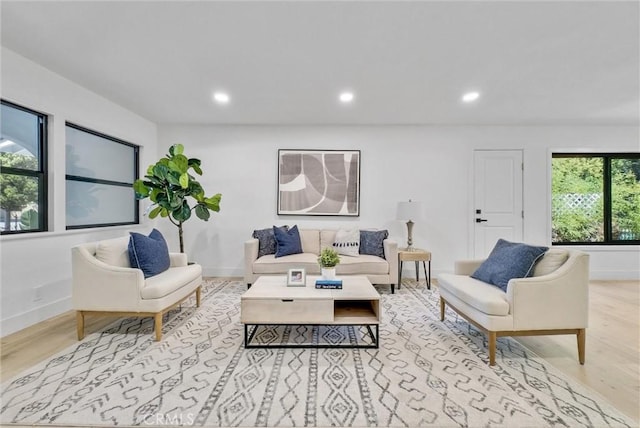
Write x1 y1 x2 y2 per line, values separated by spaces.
202 267 244 278
204 266 639 281
423 268 639 281
1 296 72 337
589 270 640 281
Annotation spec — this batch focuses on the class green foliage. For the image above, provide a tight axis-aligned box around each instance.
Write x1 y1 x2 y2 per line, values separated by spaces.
133 144 222 252
611 159 640 239
0 153 39 231
551 208 603 242
19 208 38 230
552 157 603 194
318 247 340 268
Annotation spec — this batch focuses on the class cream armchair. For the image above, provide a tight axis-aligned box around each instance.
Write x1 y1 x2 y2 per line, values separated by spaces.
72 236 202 341
438 249 589 366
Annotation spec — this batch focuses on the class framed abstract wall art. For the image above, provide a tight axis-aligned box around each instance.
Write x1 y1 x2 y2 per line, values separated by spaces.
277 149 360 216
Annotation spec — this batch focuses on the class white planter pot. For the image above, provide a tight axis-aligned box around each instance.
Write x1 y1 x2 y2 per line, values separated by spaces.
321 267 336 280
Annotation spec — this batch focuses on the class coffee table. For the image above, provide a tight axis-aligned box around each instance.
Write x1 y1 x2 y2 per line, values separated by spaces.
241 275 380 348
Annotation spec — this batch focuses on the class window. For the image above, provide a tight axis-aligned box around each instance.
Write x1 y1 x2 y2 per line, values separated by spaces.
0 100 48 234
65 123 139 229
552 153 640 244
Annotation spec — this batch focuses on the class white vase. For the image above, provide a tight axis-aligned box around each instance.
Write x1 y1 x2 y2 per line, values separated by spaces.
321 267 336 280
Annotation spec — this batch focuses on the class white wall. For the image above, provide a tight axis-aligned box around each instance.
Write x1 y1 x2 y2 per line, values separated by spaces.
158 125 640 281
0 48 158 336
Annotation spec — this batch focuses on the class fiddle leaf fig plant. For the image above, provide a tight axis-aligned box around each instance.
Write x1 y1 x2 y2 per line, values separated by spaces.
133 144 222 253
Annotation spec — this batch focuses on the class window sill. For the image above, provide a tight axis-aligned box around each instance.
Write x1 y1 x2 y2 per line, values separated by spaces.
552 244 640 252
0 224 148 242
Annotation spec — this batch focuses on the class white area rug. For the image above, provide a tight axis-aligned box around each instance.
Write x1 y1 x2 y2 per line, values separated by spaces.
1 279 634 427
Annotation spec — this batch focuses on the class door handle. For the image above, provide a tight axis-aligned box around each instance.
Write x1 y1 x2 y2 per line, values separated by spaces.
475 218 488 223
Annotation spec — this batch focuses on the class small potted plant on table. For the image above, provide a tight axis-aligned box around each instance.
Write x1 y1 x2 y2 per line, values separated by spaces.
318 247 340 280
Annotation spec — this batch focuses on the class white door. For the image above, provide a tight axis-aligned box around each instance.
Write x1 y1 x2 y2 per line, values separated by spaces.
473 150 523 257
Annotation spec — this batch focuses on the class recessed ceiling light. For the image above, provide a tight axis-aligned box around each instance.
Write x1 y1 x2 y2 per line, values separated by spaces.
462 91 480 103
213 92 230 104
339 91 355 103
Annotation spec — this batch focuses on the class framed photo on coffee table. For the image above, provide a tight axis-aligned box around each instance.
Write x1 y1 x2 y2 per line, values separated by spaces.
287 268 306 286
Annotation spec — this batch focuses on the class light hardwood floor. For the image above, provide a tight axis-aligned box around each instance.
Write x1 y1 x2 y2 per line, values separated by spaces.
1 279 638 424
513 280 639 424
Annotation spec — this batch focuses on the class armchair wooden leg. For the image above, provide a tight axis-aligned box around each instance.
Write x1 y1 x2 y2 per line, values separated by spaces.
440 297 446 321
196 286 202 307
76 311 85 340
577 328 586 365
488 331 497 366
154 313 163 341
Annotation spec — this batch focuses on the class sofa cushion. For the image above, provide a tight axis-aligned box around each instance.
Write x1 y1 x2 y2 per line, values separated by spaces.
471 239 548 291
332 228 360 257
336 254 388 275
141 263 202 299
253 226 288 258
128 229 171 278
360 229 388 258
439 273 510 316
533 248 569 277
253 253 321 274
96 236 131 267
274 225 303 257
320 230 337 250
300 229 321 254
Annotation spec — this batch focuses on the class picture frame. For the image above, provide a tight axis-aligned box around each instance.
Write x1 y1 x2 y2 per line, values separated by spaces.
278 149 360 216
287 268 306 287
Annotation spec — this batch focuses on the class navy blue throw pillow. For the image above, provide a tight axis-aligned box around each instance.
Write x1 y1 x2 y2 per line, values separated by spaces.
253 226 288 258
273 225 303 258
471 239 548 292
359 229 389 259
128 228 171 278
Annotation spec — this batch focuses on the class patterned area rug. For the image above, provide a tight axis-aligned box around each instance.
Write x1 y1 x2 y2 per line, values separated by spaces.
1 279 633 427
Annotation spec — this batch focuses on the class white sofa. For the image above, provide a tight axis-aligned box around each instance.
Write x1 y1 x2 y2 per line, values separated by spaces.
438 248 589 366
72 236 202 341
245 229 399 293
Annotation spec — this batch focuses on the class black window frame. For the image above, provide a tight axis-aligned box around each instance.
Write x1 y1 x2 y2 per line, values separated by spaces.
552 152 640 245
0 99 48 235
65 122 139 230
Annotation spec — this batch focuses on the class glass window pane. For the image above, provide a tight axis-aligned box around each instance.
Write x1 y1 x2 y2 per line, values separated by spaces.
66 126 135 183
66 181 136 227
611 158 640 241
552 157 604 243
0 103 40 171
0 174 41 231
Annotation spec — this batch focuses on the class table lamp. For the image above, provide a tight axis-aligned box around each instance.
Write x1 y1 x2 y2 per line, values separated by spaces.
397 199 423 251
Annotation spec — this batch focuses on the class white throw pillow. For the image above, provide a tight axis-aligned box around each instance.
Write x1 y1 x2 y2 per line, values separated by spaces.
96 236 131 267
332 228 360 257
532 249 569 276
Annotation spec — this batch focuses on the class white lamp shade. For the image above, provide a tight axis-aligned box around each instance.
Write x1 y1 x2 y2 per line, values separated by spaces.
397 200 424 221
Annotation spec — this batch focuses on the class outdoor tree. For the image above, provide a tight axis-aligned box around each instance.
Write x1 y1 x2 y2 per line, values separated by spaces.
0 153 38 231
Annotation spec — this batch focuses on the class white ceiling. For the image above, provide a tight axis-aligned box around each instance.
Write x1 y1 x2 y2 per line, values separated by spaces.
1 1 639 126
